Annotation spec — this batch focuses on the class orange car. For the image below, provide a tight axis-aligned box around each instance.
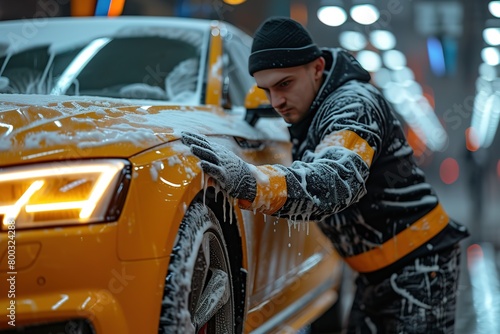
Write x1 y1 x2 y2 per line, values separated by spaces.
0 16 343 333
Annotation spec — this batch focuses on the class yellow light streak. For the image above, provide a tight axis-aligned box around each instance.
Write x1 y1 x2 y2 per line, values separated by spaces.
79 165 118 219
0 165 102 182
1 180 44 226
25 201 87 212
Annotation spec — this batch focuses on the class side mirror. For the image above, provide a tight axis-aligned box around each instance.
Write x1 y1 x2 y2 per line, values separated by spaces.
244 84 278 126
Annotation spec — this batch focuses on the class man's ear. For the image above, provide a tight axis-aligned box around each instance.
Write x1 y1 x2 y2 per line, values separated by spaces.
314 57 326 79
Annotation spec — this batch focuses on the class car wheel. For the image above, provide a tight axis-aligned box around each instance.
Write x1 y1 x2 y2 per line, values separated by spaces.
159 202 235 334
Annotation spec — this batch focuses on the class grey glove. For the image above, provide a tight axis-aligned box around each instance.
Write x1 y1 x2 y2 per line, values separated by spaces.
181 132 257 202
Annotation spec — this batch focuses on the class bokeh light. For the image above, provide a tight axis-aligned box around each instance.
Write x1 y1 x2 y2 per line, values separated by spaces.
317 6 347 27
440 157 460 184
350 4 380 25
339 30 367 51
356 50 382 72
370 30 397 50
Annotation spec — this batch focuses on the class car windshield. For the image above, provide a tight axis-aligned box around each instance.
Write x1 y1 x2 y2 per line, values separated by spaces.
0 24 204 103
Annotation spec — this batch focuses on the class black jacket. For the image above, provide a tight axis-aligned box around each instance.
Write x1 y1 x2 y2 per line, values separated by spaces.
242 48 468 277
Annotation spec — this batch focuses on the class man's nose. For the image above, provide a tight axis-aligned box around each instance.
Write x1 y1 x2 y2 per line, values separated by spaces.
270 92 285 109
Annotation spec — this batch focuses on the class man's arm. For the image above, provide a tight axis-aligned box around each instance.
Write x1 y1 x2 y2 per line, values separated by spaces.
181 87 386 221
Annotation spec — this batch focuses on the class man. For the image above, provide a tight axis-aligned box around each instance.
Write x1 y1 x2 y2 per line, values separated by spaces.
181 17 469 333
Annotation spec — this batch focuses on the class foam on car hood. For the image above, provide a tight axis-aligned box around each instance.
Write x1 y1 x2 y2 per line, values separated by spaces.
0 94 266 166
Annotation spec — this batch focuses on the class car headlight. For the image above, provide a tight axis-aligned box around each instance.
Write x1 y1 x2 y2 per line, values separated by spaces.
0 159 131 230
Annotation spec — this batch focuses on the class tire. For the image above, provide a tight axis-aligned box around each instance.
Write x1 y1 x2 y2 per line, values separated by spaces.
159 202 235 334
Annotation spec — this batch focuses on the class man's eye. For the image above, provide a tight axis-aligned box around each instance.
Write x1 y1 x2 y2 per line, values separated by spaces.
279 81 290 87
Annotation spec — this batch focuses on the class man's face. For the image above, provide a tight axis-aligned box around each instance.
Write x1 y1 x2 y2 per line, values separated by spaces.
253 57 325 124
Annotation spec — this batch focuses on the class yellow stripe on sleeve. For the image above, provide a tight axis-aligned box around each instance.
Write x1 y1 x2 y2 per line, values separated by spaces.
238 165 287 215
316 130 375 167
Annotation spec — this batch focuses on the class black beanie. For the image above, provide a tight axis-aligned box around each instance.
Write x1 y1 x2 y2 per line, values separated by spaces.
248 17 322 76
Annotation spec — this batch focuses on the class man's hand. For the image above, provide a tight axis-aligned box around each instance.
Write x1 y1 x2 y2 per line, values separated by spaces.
181 132 257 202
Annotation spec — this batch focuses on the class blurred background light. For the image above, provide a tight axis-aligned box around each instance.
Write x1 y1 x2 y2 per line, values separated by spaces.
471 91 500 148
222 0 246 5
383 82 406 104
370 30 397 50
481 92 500 147
483 27 500 45
391 66 415 83
427 36 446 77
481 46 500 65
382 49 407 70
356 50 382 72
478 62 498 81
317 2 347 27
338 30 367 51
402 80 424 101
350 4 379 25
372 67 392 89
465 127 480 152
440 157 460 184
94 0 126 16
489 1 500 18
291 2 308 25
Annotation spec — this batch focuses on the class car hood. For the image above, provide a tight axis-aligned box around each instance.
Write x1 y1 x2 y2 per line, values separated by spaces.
0 94 261 166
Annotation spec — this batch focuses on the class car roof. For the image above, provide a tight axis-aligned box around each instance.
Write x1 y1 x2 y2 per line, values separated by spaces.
0 15 217 29
0 16 222 55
